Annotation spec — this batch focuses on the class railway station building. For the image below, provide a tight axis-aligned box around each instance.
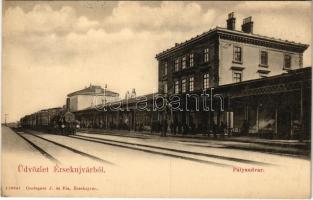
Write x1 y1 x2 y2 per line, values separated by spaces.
74 67 311 139
67 84 120 112
21 13 311 140
152 12 310 139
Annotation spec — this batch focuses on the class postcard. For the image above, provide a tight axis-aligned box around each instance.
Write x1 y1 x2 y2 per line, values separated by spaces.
2 1 311 198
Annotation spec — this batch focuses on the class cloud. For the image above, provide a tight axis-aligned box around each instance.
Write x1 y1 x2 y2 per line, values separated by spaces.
235 1 311 12
105 1 216 32
3 4 100 36
76 16 99 31
4 2 219 71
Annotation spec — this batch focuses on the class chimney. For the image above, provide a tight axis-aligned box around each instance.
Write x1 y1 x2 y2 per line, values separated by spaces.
242 16 253 34
226 12 236 30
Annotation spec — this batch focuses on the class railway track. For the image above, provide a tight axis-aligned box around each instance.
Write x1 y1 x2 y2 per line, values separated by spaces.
14 130 113 165
79 129 150 140
14 129 271 167
68 134 229 167
14 131 60 164
68 134 272 167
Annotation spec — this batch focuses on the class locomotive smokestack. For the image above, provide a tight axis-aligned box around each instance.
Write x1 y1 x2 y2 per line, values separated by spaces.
66 98 70 112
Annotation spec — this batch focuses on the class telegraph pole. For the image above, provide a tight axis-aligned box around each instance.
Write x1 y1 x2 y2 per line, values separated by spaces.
4 113 8 126
104 84 108 129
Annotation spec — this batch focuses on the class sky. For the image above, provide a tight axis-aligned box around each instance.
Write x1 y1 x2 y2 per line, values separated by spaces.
2 1 312 122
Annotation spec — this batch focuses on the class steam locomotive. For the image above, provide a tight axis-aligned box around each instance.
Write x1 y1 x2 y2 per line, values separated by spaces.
20 107 79 135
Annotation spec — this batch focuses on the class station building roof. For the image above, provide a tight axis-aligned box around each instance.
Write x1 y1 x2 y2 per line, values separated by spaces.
67 85 119 97
155 27 309 59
